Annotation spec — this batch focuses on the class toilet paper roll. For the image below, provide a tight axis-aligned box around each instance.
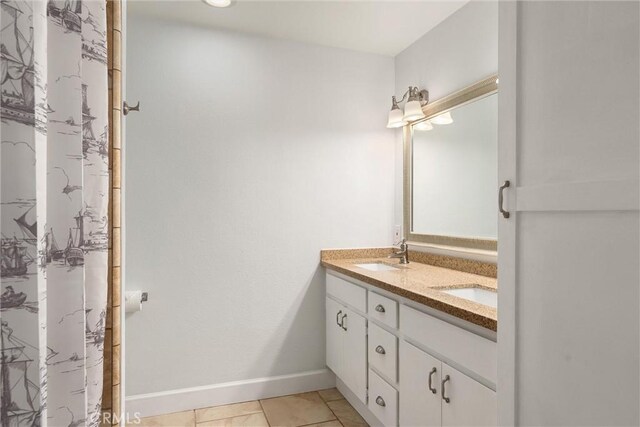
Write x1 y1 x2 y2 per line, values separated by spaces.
125 291 143 313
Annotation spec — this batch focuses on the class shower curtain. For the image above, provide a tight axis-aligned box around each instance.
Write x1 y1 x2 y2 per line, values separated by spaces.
1 1 109 426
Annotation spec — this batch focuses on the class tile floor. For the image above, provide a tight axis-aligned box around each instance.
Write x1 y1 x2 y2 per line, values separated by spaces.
132 389 368 427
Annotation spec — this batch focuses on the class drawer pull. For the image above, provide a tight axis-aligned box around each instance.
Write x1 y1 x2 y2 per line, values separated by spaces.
336 310 342 327
375 345 386 355
375 304 386 313
375 396 386 407
442 375 451 403
341 313 348 331
428 367 437 394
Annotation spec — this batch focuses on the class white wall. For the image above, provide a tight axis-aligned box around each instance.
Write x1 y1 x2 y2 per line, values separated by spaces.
393 1 498 245
125 14 396 396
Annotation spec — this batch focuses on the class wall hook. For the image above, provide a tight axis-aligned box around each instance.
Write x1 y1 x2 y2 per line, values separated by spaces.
123 101 141 115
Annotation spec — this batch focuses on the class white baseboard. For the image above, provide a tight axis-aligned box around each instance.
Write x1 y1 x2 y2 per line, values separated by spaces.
126 369 336 418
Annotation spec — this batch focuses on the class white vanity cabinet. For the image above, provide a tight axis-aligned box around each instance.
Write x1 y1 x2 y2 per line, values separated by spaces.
400 341 496 427
325 275 368 404
325 271 497 427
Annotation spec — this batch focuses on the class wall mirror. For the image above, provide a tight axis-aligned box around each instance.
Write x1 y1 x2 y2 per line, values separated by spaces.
404 75 498 251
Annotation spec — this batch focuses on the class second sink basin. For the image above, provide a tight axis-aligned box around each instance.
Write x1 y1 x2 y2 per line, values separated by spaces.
442 287 497 308
354 263 399 272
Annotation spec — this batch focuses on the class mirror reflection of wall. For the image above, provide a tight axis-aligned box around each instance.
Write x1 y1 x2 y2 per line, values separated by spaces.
411 93 498 239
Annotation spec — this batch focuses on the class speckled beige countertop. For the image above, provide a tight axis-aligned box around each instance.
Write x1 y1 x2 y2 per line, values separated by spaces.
321 248 497 331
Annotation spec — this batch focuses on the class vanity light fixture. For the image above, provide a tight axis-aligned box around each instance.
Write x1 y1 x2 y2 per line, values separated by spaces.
386 97 407 128
431 111 454 125
386 86 429 128
203 0 232 7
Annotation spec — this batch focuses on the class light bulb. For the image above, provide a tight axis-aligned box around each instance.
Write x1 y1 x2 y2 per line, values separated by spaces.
431 111 453 125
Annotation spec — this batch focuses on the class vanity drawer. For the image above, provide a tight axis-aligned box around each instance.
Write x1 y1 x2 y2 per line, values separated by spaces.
368 323 397 382
326 273 366 313
368 369 398 427
368 292 398 329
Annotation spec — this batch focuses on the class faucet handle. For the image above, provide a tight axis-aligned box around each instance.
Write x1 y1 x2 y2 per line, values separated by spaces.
394 238 406 248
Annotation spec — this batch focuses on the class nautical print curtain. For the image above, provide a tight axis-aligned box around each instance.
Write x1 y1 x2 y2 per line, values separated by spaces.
1 1 109 426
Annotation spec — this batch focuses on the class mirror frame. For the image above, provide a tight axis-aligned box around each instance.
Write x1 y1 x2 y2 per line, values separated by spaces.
403 74 499 251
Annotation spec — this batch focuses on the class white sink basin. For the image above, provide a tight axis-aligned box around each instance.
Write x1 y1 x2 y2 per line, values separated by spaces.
442 287 497 308
354 263 400 272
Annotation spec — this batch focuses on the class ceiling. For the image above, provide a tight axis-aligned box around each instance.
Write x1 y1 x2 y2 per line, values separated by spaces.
127 1 468 56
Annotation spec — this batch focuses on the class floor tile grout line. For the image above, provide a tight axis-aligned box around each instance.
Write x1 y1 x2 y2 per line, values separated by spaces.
323 399 345 427
257 399 271 427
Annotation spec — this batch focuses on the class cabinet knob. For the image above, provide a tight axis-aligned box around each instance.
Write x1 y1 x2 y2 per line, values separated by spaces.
375 396 386 407
375 345 386 355
441 375 451 403
375 304 386 313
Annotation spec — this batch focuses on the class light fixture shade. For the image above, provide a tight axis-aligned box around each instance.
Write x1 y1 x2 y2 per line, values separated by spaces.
413 120 433 131
403 100 426 122
431 111 453 125
387 108 407 128
203 0 232 7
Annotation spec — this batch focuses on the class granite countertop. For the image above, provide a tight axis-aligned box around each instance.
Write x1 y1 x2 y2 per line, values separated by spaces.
321 248 497 331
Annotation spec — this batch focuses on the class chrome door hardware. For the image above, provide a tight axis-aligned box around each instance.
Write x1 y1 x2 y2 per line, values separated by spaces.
123 101 141 115
441 375 451 403
499 180 511 218
375 396 386 407
375 304 386 313
428 367 437 394
375 345 386 355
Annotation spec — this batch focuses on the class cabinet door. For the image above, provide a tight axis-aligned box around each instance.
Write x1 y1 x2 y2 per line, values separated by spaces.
441 363 496 427
325 297 343 378
341 306 367 404
499 2 639 425
399 341 441 427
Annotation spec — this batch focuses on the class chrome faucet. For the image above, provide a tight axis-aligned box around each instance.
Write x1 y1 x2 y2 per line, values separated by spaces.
388 239 409 264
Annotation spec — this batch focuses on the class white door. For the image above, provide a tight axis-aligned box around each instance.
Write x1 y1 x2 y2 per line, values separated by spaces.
341 306 367 404
440 363 496 427
326 297 343 378
399 341 441 427
498 2 639 425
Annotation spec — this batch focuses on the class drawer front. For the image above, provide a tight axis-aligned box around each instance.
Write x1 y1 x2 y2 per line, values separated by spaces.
326 273 366 313
368 323 398 382
368 291 398 329
368 369 398 427
400 305 497 384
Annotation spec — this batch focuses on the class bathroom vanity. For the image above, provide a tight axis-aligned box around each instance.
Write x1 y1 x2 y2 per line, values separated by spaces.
322 249 497 427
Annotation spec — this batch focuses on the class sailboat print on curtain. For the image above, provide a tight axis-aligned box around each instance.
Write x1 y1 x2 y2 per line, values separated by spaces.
1 0 109 426
47 0 82 33
0 321 41 427
1 0 36 126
